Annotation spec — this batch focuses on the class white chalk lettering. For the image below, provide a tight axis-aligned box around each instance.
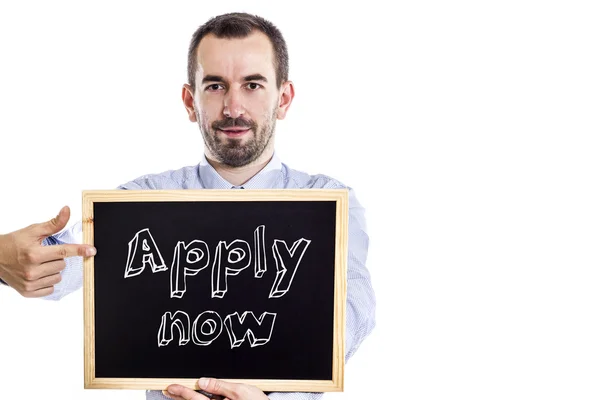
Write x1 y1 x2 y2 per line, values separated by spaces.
269 238 311 298
170 240 210 298
125 228 167 278
157 310 276 348
211 239 251 298
157 310 190 347
254 225 267 278
191 310 223 346
126 227 312 301
224 311 277 348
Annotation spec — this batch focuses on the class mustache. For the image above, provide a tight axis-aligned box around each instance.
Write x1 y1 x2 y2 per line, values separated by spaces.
212 117 257 131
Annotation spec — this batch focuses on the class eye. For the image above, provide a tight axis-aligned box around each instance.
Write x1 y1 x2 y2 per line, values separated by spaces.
246 82 262 91
205 84 224 92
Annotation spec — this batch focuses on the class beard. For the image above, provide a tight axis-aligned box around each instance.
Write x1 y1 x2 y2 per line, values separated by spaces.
197 108 277 168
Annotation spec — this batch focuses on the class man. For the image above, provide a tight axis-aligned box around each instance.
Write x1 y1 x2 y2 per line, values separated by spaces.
0 12 375 400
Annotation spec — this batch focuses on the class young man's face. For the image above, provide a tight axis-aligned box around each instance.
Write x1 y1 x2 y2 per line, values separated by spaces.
183 31 293 167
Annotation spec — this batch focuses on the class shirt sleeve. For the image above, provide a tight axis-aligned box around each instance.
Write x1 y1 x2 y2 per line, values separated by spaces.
343 188 377 360
41 220 85 301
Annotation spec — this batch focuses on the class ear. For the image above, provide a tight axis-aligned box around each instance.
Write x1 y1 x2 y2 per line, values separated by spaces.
182 84 198 122
276 81 295 120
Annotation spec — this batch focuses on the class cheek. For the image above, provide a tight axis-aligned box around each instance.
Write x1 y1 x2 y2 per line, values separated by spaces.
245 95 277 122
197 95 222 118
196 99 220 126
198 110 213 130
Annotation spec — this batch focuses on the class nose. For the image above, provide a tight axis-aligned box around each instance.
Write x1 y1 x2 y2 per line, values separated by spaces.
223 88 245 119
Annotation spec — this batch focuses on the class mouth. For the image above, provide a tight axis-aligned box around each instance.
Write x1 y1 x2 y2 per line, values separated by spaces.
217 128 251 138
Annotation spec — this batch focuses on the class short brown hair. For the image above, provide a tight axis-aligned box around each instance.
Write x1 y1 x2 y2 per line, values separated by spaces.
187 12 289 90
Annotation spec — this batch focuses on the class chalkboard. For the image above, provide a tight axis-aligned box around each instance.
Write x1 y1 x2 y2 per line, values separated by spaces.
82 189 348 392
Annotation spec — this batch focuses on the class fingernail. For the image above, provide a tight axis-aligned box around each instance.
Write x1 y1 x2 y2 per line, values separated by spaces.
86 247 97 257
162 390 173 398
198 378 209 389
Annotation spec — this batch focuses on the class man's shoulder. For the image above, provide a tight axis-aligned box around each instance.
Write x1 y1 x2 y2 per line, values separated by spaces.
283 163 365 213
118 164 201 190
283 163 349 190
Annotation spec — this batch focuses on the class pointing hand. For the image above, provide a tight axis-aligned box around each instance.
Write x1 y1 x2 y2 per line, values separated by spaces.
0 206 96 297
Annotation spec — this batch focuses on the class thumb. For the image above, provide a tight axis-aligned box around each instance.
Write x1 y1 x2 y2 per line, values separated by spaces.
32 206 71 238
198 378 241 399
165 384 208 400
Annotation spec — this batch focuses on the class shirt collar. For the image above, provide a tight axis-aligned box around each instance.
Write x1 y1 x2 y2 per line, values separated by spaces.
198 153 283 189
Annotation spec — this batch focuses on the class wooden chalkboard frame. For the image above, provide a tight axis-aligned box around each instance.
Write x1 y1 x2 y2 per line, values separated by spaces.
82 189 348 392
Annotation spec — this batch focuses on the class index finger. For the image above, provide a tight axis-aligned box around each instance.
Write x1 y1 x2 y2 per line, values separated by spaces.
39 243 97 262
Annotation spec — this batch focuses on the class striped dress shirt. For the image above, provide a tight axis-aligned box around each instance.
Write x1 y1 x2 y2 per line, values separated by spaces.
43 153 376 400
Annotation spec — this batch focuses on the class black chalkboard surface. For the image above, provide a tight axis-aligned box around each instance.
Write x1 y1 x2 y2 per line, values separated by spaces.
82 189 348 392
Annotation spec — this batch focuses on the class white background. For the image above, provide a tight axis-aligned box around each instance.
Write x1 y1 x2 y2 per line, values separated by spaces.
0 1 599 399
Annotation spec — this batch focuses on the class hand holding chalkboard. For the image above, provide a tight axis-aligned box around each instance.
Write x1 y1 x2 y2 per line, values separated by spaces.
0 206 96 297
165 377 266 400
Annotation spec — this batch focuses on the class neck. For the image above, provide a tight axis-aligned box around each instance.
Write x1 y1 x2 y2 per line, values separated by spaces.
205 150 274 186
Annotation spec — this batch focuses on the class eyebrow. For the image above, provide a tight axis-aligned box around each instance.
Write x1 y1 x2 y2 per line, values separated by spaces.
202 75 225 84
244 74 268 83
201 74 268 84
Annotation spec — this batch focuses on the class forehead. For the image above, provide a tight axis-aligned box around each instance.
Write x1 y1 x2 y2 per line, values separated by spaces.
196 31 276 81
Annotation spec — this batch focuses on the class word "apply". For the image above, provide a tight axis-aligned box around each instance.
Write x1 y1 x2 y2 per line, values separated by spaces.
123 225 311 299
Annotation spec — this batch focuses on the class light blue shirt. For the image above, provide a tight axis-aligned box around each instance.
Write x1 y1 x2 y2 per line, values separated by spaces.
45 153 376 400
